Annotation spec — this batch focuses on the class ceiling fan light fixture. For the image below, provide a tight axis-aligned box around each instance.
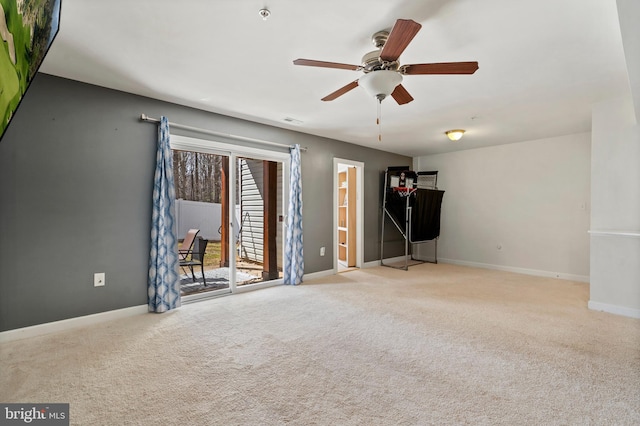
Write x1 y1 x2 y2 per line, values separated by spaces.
358 70 402 101
445 129 465 141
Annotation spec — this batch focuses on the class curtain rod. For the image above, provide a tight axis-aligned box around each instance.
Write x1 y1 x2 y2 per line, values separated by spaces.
140 114 307 152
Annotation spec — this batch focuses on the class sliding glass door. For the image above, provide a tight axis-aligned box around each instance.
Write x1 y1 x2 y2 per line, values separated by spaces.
171 149 231 297
170 135 288 301
234 156 284 287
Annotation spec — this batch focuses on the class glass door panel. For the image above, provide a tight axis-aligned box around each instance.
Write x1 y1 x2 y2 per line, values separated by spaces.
172 149 232 298
233 156 284 288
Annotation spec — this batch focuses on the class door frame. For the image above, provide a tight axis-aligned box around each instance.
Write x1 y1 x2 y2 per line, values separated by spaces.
170 134 290 302
333 158 364 272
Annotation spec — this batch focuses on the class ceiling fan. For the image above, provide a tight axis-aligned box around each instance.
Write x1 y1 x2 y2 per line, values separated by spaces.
293 19 479 105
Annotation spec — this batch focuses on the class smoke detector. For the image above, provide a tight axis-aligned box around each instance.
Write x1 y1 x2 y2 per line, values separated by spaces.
258 8 271 20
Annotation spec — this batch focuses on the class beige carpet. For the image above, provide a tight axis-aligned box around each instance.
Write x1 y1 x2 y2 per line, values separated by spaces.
2 263 639 425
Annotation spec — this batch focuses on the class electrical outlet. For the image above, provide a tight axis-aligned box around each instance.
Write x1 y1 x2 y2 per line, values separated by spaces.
94 272 105 287
320 246 325 256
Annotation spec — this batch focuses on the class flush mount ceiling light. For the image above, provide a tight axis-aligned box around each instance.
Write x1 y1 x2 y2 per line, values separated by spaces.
445 129 465 141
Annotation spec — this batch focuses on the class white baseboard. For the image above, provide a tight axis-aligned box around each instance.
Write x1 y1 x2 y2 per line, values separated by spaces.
303 269 335 281
363 260 381 268
588 301 640 319
438 258 590 283
363 256 409 268
0 305 149 343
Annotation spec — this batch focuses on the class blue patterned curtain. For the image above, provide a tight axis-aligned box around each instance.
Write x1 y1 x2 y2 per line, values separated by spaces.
148 116 181 312
284 144 304 285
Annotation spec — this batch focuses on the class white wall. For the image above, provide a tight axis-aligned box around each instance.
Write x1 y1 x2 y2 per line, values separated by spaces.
617 0 640 123
585 0 640 319
589 95 640 317
413 133 591 281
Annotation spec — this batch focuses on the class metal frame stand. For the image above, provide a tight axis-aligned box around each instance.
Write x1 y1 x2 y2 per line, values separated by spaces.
380 169 439 271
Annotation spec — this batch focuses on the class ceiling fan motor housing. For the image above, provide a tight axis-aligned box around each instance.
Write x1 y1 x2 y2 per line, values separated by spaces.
371 30 389 48
361 50 399 73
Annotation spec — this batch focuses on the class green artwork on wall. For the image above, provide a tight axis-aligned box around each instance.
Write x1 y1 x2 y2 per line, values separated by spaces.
0 0 60 142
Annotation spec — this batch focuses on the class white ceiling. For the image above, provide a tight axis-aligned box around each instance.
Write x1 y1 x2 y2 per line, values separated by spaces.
40 0 630 157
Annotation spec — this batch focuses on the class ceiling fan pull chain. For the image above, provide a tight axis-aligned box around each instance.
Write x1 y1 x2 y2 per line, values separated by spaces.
377 99 382 142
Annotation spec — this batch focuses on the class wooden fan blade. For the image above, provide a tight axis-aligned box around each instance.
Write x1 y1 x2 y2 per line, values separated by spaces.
402 62 479 75
380 19 422 62
321 80 359 101
293 58 360 71
391 84 414 105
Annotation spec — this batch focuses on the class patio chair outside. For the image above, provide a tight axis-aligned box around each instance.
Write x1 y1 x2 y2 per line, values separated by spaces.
180 236 209 285
178 228 199 261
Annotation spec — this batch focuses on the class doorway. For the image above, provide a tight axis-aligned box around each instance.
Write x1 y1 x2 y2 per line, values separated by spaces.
170 135 289 302
333 158 364 273
235 157 284 284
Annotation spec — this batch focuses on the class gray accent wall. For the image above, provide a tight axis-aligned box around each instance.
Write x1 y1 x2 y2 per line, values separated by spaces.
0 74 410 331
